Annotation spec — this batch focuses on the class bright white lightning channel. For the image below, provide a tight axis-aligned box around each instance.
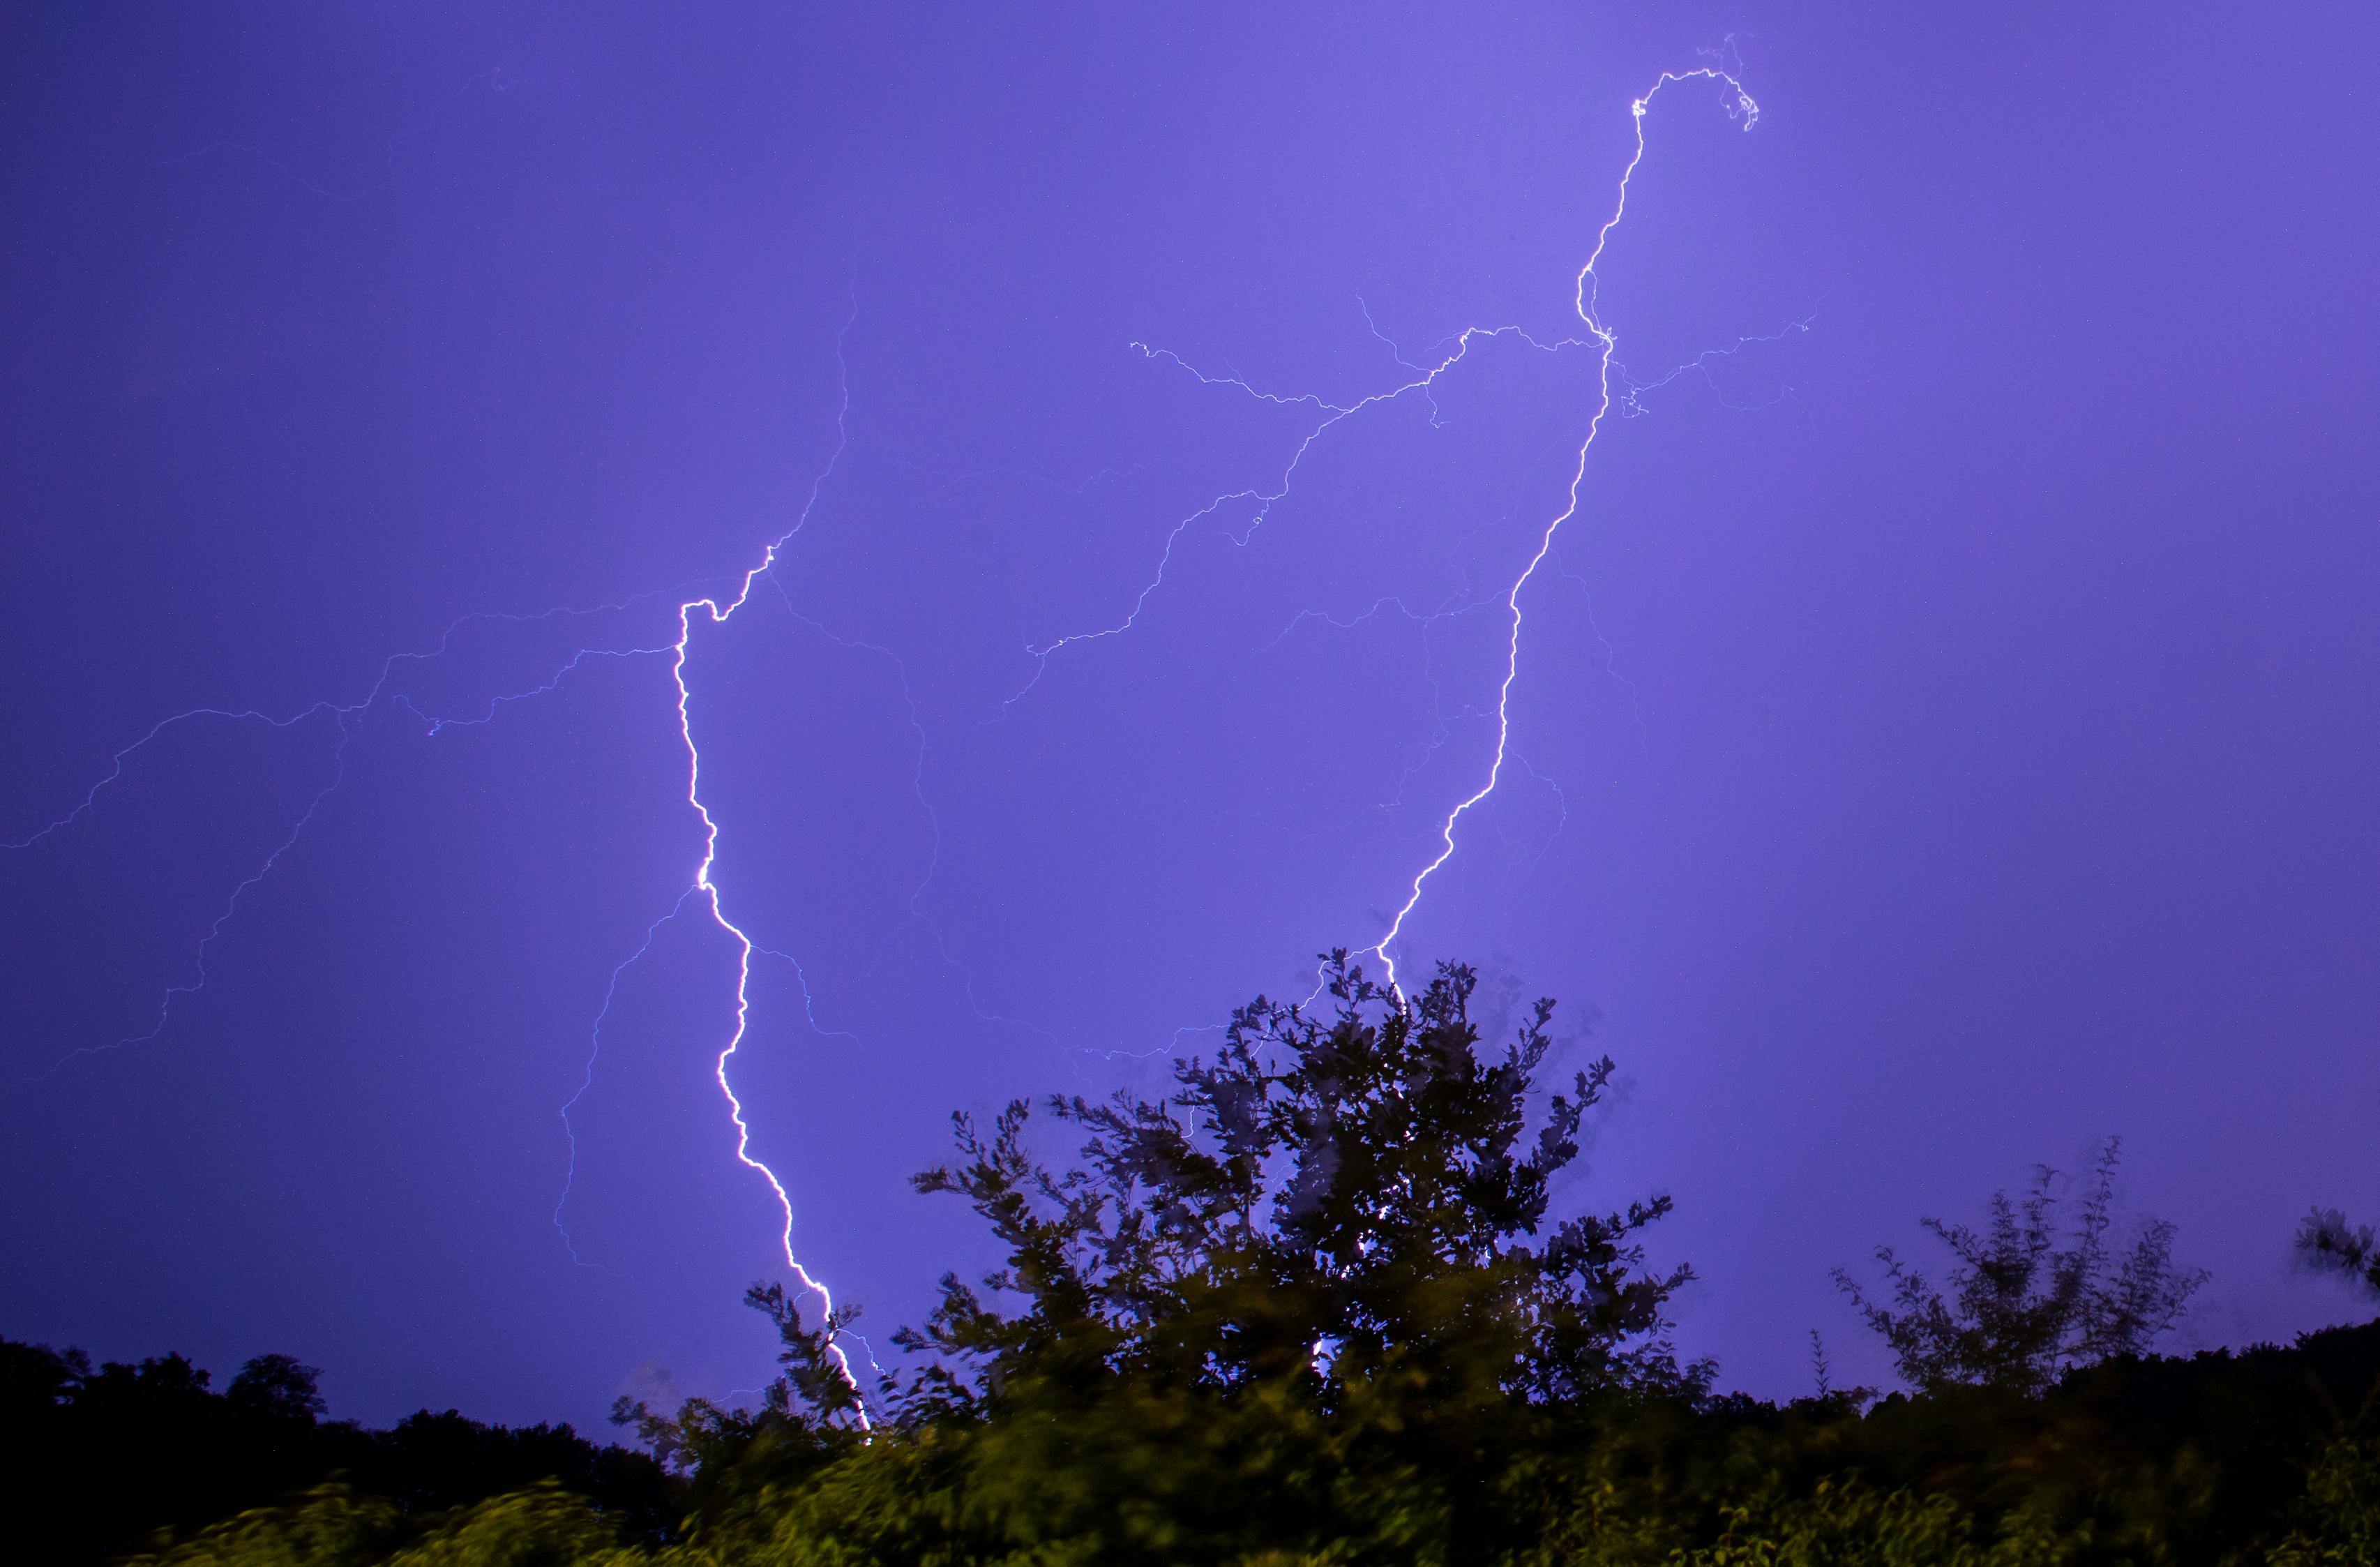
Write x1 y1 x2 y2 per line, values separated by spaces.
647 322 875 1413
11 325 877 1408
9 62 1760 1415
1014 66 1759 994
1368 67 1759 990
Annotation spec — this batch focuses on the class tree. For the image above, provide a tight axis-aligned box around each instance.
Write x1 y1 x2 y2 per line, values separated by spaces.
2297 1208 2380 1300
893 950 1696 1416
1835 1139 2206 1396
225 1354 326 1422
608 1280 868 1528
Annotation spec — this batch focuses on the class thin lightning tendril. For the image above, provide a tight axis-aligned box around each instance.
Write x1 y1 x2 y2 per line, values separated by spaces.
1007 67 1759 996
555 890 695 1273
15 603 680 1075
997 324 1577 715
13 311 877 1404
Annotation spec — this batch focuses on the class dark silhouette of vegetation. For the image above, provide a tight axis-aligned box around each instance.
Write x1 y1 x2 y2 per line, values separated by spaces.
0 1338 668 1564
18 954 2379 1563
2301 1208 2380 1300
1832 1139 2208 1396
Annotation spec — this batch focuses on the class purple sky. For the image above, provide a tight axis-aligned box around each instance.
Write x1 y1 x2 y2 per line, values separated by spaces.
5 3 2377 1427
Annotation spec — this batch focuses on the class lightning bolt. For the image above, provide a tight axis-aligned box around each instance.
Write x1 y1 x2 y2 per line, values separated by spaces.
1367 68 1761 990
1005 66 1761 995
9 61 1770 1418
644 308 873 1414
8 293 878 1402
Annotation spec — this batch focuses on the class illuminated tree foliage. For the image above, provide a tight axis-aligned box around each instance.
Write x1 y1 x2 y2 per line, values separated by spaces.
893 951 1694 1418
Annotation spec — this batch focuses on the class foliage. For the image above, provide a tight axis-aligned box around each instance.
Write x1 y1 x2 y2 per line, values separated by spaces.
20 955 2380 1566
227 1355 331 1421
2268 1434 2380 1567
1832 1139 2207 1395
115 1485 407 1567
119 1482 647 1567
77 1324 2380 1566
0 1339 668 1564
893 952 1695 1423
2301 1210 2380 1302
607 1282 868 1524
1666 1478 2089 1567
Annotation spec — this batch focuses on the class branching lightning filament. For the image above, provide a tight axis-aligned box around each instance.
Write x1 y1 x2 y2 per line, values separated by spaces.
5 63 1763 1423
1011 67 1758 994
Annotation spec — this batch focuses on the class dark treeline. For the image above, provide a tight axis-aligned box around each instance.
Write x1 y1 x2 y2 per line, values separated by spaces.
22 956 2380 1564
0 1339 671 1562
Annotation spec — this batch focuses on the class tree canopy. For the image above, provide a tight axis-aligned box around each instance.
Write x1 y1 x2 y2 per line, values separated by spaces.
889 952 1693 1422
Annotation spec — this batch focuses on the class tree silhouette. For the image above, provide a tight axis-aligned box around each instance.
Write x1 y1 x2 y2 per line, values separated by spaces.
0 1337 669 1562
2298 1208 2380 1300
224 1354 325 1421
895 950 1695 1416
1835 1139 2206 1395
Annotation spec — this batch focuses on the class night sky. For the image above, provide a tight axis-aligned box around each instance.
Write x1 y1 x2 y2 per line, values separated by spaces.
6 3 2377 1429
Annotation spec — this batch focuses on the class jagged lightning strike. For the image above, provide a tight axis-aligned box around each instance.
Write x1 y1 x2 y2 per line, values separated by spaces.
1369 66 1758 990
649 334 874 1410
6 62 1763 1415
1010 66 1759 994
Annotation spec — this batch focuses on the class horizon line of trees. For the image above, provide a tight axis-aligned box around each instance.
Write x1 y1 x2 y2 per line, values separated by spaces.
17 952 2379 1564
0 1337 670 1563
